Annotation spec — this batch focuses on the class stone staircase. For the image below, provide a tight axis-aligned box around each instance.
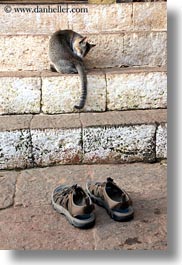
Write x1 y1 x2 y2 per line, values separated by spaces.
0 2 167 250
0 2 167 170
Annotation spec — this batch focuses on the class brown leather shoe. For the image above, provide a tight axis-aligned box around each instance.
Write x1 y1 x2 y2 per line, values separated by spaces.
51 184 95 228
86 178 134 222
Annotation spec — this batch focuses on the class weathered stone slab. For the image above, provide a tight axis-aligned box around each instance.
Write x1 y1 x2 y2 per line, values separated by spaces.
31 113 81 129
106 71 167 110
156 123 167 159
0 206 95 250
0 69 166 114
88 0 115 3
0 115 32 131
14 165 91 208
0 109 167 169
41 73 106 113
0 35 49 71
84 33 124 69
0 76 41 114
31 129 82 166
0 4 68 35
0 32 166 71
0 3 167 35
68 3 133 33
0 130 32 170
123 32 167 67
80 109 167 127
0 172 17 209
133 2 167 31
0 2 167 35
83 125 156 163
86 32 167 68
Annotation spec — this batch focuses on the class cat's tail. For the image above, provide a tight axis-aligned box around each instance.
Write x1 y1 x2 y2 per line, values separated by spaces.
74 62 87 110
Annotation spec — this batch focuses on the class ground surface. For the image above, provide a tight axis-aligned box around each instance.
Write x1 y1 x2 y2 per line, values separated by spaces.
0 162 167 250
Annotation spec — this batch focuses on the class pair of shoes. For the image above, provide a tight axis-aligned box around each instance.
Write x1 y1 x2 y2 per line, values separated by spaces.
51 177 134 229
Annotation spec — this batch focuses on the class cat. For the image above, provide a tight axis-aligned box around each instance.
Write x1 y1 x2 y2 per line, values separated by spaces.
49 30 96 109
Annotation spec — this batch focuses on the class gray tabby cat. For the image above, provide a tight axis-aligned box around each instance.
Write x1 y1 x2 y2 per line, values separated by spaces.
49 30 96 109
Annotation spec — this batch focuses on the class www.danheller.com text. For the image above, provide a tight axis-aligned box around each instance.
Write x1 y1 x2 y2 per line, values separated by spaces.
3 5 89 14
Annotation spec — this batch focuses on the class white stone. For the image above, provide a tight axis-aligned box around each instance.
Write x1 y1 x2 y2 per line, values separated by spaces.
0 77 41 114
31 129 82 166
42 74 106 113
0 130 32 169
156 124 167 159
107 71 167 110
83 125 156 163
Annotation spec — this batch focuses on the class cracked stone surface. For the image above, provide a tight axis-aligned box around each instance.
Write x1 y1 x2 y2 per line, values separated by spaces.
0 163 167 250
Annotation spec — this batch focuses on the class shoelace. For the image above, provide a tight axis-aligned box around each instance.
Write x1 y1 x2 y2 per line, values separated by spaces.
91 178 127 203
61 185 78 196
53 184 77 204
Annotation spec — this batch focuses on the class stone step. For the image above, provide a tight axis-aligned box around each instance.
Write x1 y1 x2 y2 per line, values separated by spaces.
0 2 167 71
0 109 167 169
0 68 167 114
0 32 167 71
0 3 166 35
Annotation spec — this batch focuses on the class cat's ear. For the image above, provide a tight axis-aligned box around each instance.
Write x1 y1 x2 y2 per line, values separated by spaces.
90 44 96 48
79 37 87 44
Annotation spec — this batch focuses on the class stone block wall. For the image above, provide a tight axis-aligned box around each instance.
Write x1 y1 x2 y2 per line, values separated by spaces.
0 2 167 70
0 69 167 114
0 110 167 169
0 2 167 169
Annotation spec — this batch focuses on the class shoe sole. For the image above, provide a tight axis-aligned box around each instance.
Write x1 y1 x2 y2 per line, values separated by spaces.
51 185 95 229
86 183 134 222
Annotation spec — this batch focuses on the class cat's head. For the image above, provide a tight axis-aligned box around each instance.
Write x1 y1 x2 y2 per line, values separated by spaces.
73 37 96 58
